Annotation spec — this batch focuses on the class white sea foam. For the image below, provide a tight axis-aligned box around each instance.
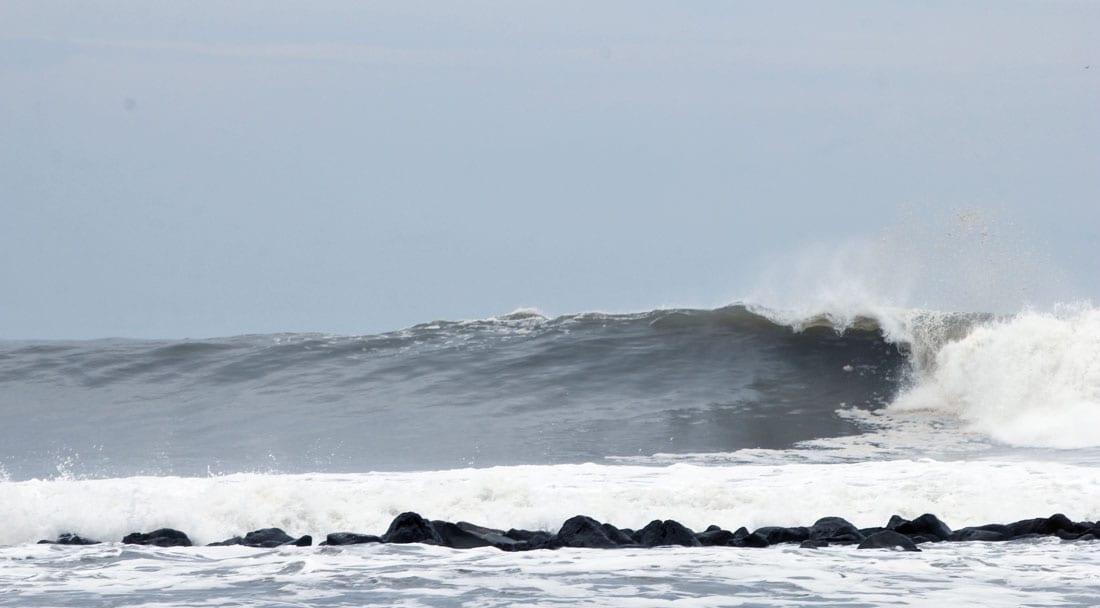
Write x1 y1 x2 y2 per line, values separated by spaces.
891 306 1100 449
2 459 1099 546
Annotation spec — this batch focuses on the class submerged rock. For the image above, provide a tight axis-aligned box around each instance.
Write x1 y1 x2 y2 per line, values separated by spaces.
858 530 921 552
122 528 192 547
322 532 382 546
753 526 810 545
951 526 1009 542
209 528 311 547
37 533 100 545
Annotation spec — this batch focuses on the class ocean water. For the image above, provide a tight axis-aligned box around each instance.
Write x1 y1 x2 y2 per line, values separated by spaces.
3 303 1100 606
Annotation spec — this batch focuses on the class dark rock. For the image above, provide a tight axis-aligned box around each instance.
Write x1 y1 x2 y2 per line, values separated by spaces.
209 529 309 548
431 521 528 550
38 533 100 545
322 532 382 546
600 523 638 547
808 517 864 544
122 528 192 547
504 528 555 549
888 513 953 542
858 530 921 551
800 539 829 549
1005 514 1083 539
457 522 531 550
382 512 443 545
431 521 493 549
753 526 810 545
556 515 619 548
696 528 737 546
859 527 886 537
241 528 295 548
951 526 1009 542
636 520 700 547
732 532 770 548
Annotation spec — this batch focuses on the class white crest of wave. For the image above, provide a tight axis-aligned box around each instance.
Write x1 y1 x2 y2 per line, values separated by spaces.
892 306 1100 449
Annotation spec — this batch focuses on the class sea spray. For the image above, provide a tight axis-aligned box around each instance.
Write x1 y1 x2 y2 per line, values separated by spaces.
891 305 1100 449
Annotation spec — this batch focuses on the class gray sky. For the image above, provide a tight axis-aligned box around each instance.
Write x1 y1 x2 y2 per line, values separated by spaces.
1 1 1097 339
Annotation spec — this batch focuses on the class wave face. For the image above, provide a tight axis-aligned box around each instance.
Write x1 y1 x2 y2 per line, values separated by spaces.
2 302 1099 481
0 305 910 480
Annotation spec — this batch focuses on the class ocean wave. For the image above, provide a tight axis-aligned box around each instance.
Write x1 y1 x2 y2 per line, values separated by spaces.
890 305 1100 449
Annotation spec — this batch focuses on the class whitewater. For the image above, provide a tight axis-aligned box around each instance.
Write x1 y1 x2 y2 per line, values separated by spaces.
3 300 1100 606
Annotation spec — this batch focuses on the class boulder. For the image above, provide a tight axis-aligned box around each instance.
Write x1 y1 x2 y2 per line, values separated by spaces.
1004 514 1083 539
210 528 310 548
38 533 100 545
808 517 864 544
635 520 700 547
857 530 921 551
600 523 638 547
887 513 952 542
695 527 737 547
504 528 555 549
950 525 1009 542
753 526 810 545
555 515 619 548
432 521 529 549
322 532 382 546
381 512 443 545
122 528 192 547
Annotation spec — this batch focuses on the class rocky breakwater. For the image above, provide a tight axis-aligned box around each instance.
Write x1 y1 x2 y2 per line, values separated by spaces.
35 512 1100 552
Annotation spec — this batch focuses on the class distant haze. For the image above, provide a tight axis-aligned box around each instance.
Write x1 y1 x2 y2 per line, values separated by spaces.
1 1 1097 339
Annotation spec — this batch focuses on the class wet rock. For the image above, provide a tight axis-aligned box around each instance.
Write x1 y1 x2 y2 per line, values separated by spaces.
209 529 311 547
1005 514 1083 539
732 531 770 548
888 514 953 542
800 539 829 549
504 528 555 549
122 528 192 547
695 527 737 547
382 512 443 544
556 515 619 548
951 525 1009 542
857 530 921 551
289 535 313 547
600 523 638 547
635 520 700 547
322 532 382 546
37 533 99 545
432 521 527 550
753 526 810 545
808 517 864 544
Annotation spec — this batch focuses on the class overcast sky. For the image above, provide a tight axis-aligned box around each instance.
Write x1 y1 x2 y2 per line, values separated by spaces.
1 1 1098 339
